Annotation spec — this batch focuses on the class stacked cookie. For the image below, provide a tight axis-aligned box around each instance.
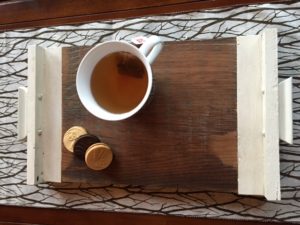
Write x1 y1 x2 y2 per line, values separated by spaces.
63 126 113 171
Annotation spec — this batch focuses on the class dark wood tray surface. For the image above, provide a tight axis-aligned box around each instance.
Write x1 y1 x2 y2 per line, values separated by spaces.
61 39 237 191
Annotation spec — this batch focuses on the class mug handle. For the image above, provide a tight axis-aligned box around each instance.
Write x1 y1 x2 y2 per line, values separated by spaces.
139 36 163 64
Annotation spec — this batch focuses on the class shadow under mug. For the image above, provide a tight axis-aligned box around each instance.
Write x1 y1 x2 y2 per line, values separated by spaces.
76 36 163 121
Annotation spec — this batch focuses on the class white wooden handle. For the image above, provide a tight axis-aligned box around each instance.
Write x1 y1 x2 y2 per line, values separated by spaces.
17 86 28 141
279 77 293 144
237 28 281 201
25 45 62 184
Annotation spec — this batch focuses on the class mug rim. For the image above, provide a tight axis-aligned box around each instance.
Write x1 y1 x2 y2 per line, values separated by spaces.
76 40 153 121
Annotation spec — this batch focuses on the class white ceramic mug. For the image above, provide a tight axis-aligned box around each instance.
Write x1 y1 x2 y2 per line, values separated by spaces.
76 36 162 121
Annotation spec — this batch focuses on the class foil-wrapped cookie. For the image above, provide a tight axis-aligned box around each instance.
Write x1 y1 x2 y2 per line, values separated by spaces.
85 143 113 171
63 126 88 152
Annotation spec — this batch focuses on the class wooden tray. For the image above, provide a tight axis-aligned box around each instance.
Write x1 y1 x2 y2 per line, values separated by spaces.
61 39 237 190
20 29 282 199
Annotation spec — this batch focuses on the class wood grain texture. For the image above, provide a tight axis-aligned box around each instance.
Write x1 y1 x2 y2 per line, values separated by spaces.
0 205 290 225
0 0 282 31
61 39 237 190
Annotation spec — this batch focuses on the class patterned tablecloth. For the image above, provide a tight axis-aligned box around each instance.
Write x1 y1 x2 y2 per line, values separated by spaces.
1 1 300 222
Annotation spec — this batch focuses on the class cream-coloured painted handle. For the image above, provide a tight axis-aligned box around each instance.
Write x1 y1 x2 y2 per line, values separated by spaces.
17 86 28 141
279 77 293 144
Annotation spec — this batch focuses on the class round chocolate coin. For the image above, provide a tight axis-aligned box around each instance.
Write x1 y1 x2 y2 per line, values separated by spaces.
63 126 88 152
73 134 100 160
85 143 113 171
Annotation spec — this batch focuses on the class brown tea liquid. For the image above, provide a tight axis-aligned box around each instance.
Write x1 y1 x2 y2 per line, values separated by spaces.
90 52 148 114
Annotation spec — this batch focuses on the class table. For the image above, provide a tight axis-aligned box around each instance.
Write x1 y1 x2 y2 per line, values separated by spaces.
0 0 298 224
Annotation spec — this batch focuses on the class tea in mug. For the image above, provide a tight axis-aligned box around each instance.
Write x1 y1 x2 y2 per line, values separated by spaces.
90 52 148 114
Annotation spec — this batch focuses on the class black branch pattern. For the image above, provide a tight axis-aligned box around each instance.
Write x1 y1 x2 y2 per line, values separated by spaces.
1 2 300 222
